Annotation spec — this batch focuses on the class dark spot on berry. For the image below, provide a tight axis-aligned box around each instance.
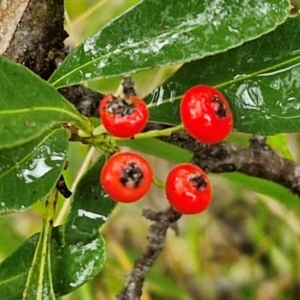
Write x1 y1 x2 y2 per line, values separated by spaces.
211 96 228 118
106 96 135 117
189 173 207 190
120 162 143 188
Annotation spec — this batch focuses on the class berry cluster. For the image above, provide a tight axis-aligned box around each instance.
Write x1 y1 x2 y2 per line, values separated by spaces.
99 85 233 214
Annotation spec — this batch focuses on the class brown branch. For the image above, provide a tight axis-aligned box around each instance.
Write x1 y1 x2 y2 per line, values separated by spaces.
59 85 103 118
122 75 137 97
1 0 67 79
55 175 72 198
117 207 181 300
161 131 300 197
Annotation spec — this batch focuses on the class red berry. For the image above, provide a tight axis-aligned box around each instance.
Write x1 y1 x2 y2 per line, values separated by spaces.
99 94 149 138
180 85 233 144
165 163 212 214
100 152 153 203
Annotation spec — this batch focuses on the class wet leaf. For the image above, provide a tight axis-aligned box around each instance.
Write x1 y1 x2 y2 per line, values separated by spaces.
0 228 106 299
64 156 116 245
0 55 92 150
49 0 290 88
52 229 106 296
0 128 68 214
146 17 300 135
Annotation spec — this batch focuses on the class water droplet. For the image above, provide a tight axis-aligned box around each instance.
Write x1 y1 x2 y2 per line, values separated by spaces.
50 154 64 161
149 86 165 106
235 82 264 111
228 25 239 34
83 36 99 56
69 261 95 287
17 158 52 183
77 209 107 221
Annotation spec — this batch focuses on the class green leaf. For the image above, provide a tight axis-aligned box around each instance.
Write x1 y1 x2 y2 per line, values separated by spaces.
223 173 300 211
52 229 106 296
63 156 116 245
0 235 38 300
0 229 106 299
146 17 300 135
22 191 56 300
0 55 92 150
48 0 290 88
118 138 192 164
267 134 293 160
0 129 68 214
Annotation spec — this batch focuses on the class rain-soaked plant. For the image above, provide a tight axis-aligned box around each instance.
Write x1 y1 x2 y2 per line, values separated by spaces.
0 0 300 299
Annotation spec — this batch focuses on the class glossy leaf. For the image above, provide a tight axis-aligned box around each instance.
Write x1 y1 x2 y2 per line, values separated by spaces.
0 55 92 150
52 229 106 296
64 156 116 245
0 129 68 214
0 228 106 299
146 17 300 135
48 0 290 88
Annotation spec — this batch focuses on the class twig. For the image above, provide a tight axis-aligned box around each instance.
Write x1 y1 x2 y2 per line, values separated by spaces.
59 85 104 117
161 130 300 197
117 206 181 300
122 75 137 97
55 175 72 198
